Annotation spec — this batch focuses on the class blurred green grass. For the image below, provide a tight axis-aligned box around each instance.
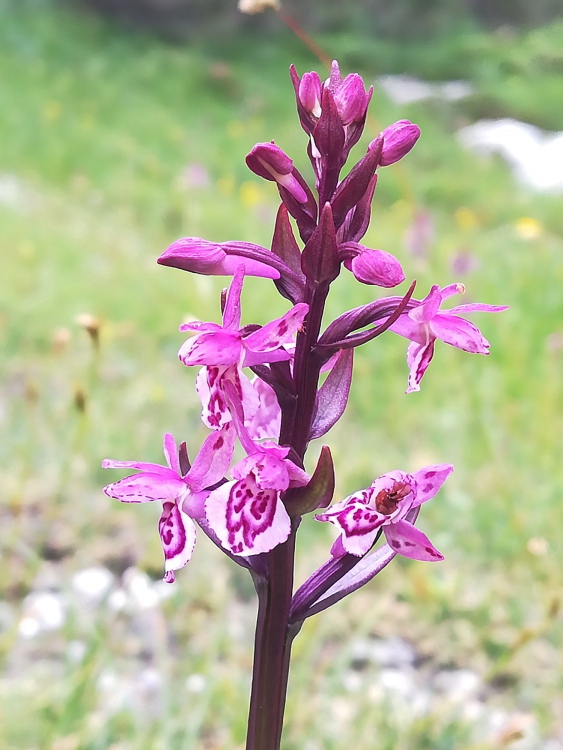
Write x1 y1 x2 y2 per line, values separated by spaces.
1 2 562 748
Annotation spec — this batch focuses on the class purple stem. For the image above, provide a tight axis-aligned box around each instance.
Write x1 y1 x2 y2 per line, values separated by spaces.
245 281 329 750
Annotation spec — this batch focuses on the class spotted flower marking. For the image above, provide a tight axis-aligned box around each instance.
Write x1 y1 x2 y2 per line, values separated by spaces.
103 427 235 582
316 464 453 561
205 417 309 557
389 283 507 392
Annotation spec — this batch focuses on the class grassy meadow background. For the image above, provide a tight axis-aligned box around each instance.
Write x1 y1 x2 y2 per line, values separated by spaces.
1 2 562 748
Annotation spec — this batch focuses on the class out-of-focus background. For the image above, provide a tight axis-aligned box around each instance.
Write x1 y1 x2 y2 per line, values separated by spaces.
1 1 563 748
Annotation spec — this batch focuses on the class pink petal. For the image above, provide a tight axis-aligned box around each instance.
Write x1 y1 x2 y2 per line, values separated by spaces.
243 303 308 355
430 314 490 354
159 501 197 582
178 321 222 334
408 285 442 324
245 377 281 440
103 472 187 503
222 266 245 330
187 423 236 491
448 302 508 314
163 433 179 474
179 331 242 367
205 477 291 556
383 520 443 561
388 314 426 345
102 459 173 474
411 464 454 507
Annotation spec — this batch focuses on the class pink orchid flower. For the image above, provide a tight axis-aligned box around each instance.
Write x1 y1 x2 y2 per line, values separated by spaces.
316 464 453 561
195 365 281 438
389 283 508 393
103 427 235 582
180 267 306 431
205 394 309 556
179 266 308 369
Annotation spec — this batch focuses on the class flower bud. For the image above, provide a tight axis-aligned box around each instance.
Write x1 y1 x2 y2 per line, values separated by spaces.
334 74 370 125
246 142 308 203
379 120 421 166
340 242 405 287
298 72 322 118
158 238 280 279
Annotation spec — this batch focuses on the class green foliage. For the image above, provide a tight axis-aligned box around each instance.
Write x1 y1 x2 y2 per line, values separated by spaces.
1 2 562 748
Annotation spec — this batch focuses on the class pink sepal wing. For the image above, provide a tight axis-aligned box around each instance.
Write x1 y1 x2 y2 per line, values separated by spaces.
205 477 291 556
411 464 454 507
188 423 236 491
220 255 280 279
180 489 208 521
430 314 490 354
179 321 222 334
242 303 308 357
102 459 174 474
243 348 294 367
439 283 463 302
179 330 242 367
222 265 244 329
162 433 180 474
383 520 443 561
449 303 508 314
103 471 187 503
329 535 348 558
159 501 197 582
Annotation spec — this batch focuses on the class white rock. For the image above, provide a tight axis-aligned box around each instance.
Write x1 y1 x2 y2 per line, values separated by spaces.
0 174 28 209
185 673 207 694
378 74 473 105
350 636 416 668
432 668 482 702
71 566 114 606
18 591 66 638
457 118 563 192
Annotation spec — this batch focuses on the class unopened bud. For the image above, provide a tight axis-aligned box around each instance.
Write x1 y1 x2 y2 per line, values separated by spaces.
298 72 322 118
379 120 421 166
246 142 308 204
334 74 369 125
